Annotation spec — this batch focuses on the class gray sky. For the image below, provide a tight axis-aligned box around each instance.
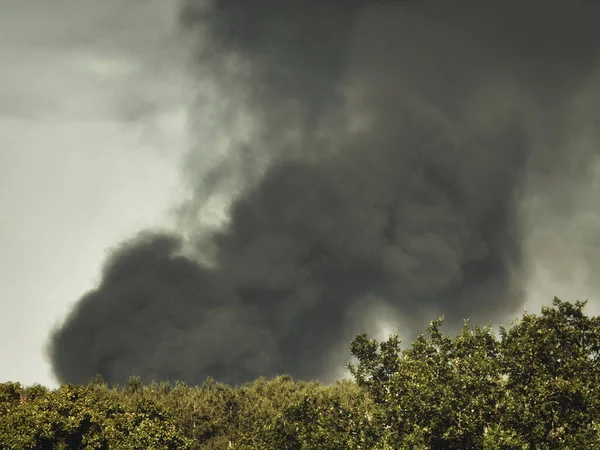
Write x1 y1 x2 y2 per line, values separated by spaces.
0 0 188 387
2 0 600 388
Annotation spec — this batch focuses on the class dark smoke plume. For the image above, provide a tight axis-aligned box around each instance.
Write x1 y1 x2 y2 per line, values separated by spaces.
49 0 600 386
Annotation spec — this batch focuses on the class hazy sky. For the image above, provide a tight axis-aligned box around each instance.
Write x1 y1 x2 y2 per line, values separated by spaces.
2 0 600 388
0 0 188 387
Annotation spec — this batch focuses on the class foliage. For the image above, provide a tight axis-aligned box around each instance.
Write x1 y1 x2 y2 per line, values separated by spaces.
347 297 600 449
0 380 196 450
1 297 599 449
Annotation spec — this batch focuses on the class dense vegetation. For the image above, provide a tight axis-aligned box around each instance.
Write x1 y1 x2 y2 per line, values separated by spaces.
2 297 600 449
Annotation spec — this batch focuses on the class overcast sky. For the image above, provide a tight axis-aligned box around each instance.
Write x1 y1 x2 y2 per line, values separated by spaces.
0 0 188 387
2 1 600 388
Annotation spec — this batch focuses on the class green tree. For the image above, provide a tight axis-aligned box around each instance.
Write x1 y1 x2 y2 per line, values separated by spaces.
349 319 502 449
347 297 600 449
495 298 600 449
0 382 197 449
3 297 599 450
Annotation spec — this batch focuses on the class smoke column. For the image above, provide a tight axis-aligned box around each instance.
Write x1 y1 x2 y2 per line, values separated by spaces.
49 0 600 386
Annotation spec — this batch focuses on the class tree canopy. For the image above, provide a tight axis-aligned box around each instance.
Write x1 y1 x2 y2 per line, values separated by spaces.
2 297 599 449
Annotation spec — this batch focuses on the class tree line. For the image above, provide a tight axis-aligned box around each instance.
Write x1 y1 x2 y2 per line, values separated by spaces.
2 297 600 449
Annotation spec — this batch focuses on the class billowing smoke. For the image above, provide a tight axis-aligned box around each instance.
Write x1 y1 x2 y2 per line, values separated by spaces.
49 0 600 386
